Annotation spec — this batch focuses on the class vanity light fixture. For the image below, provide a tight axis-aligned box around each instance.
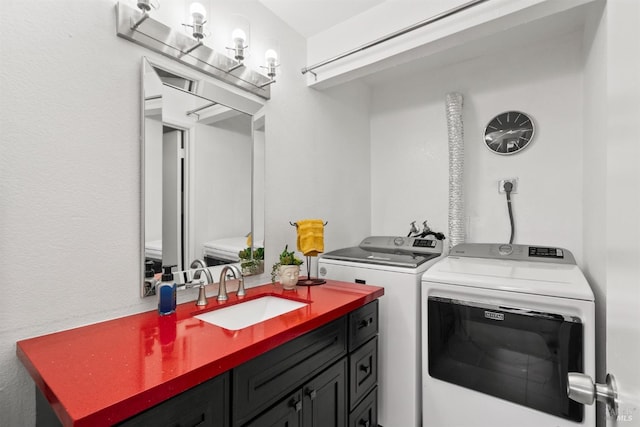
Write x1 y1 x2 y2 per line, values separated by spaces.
131 0 158 30
116 1 275 98
187 2 207 40
225 28 248 72
230 28 247 61
260 49 279 85
181 2 207 55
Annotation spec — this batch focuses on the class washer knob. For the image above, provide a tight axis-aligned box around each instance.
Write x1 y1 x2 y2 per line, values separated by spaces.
498 244 513 255
393 237 405 246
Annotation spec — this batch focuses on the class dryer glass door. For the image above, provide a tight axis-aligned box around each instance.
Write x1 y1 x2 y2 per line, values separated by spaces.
428 297 584 421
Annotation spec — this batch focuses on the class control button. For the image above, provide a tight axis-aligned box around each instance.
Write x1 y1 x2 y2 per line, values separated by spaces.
393 237 405 246
498 244 513 255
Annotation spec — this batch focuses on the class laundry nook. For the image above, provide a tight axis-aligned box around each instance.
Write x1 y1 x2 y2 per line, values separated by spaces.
1 0 638 426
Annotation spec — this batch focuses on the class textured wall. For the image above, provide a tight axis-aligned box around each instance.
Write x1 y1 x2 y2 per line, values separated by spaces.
0 1 372 424
370 31 585 261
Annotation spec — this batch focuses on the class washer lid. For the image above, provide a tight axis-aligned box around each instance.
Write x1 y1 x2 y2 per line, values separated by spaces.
422 256 594 301
322 247 440 268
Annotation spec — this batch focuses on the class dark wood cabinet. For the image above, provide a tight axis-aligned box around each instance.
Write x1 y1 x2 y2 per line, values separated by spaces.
349 388 377 427
239 301 378 427
349 336 377 410
302 358 347 427
244 390 303 427
117 372 230 427
233 317 348 425
36 300 379 427
348 301 378 352
246 359 347 427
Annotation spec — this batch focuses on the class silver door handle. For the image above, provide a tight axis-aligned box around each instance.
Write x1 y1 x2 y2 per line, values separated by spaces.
567 372 618 417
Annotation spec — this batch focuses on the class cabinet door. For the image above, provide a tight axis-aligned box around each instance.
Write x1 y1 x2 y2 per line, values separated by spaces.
349 337 377 410
117 372 230 427
233 317 347 425
302 359 347 427
244 390 303 427
349 388 377 427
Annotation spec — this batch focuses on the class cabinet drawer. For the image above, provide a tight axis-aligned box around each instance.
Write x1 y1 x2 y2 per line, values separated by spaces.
244 390 303 427
348 300 378 351
233 316 347 426
349 387 377 427
349 336 377 410
117 372 230 427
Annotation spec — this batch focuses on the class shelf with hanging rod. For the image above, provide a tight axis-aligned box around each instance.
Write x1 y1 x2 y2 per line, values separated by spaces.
300 0 490 79
115 2 274 99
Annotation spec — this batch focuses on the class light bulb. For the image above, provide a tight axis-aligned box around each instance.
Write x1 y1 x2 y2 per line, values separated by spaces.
137 0 152 12
265 49 278 65
232 28 246 45
189 2 206 21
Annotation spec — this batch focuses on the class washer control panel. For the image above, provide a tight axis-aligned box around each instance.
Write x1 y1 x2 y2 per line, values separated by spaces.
360 236 442 255
529 246 565 258
449 243 575 264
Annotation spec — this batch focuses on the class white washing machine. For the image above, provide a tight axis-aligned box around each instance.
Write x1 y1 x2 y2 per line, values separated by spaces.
319 236 444 427
422 243 595 427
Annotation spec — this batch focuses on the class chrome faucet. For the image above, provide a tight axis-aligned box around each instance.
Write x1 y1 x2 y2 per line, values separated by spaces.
218 264 245 301
190 259 214 306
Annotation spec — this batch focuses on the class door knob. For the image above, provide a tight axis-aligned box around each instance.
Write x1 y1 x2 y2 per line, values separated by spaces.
567 372 618 417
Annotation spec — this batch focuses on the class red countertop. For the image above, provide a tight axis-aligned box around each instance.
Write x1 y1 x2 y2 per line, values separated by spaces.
17 280 383 427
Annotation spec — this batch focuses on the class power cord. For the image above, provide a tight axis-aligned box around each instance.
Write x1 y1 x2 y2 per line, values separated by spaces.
504 181 515 244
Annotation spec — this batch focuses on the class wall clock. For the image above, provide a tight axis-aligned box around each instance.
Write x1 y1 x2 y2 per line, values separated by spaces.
483 111 535 155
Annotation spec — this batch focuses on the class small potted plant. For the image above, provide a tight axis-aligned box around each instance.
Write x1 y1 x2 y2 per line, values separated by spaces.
271 245 303 289
238 246 264 276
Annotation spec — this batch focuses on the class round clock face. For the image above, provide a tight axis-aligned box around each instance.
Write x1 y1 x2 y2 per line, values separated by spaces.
483 111 535 155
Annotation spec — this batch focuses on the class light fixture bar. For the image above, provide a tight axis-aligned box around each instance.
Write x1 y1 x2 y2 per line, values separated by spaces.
186 101 218 117
180 41 203 56
301 0 490 76
116 2 271 100
131 12 149 30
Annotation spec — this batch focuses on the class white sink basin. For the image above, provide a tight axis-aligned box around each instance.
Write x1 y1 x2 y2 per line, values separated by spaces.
194 296 309 330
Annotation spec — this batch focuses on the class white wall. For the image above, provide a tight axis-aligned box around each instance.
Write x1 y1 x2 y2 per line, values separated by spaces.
370 30 585 260
581 1 607 407
0 0 371 424
192 116 253 252
144 114 163 242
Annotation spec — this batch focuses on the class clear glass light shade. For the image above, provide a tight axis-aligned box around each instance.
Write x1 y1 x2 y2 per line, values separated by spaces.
265 49 278 65
137 0 152 12
232 28 246 46
189 2 206 21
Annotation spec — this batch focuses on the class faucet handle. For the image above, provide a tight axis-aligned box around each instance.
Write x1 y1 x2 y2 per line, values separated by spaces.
236 275 246 297
195 283 208 306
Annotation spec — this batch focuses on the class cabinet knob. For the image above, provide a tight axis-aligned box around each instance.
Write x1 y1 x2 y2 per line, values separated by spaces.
359 364 371 374
359 419 371 427
290 399 302 412
358 318 373 329
306 388 317 400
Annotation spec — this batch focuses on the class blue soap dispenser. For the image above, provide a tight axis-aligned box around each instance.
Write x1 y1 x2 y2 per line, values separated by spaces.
158 265 177 315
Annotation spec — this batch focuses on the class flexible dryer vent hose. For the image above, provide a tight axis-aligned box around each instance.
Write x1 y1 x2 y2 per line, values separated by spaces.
445 92 465 248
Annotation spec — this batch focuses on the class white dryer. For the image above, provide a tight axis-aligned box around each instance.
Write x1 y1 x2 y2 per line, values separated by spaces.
319 236 444 427
421 243 595 427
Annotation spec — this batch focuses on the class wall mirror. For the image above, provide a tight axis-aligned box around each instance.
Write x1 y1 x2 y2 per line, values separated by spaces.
142 58 265 297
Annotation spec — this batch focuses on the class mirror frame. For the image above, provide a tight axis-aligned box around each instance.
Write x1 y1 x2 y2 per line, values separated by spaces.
140 57 265 297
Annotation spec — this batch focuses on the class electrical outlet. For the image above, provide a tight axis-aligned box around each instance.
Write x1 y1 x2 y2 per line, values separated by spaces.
498 178 518 193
